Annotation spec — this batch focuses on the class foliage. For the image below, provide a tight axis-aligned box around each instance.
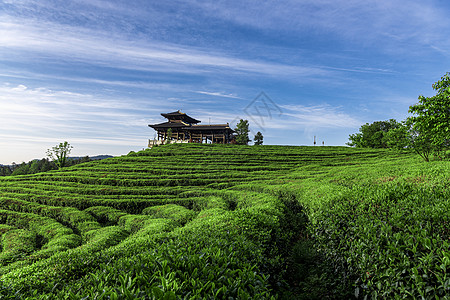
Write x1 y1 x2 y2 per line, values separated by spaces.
166 128 173 145
254 131 264 145
382 121 410 150
347 119 402 148
46 141 74 169
1 157 91 177
402 118 434 162
234 119 250 145
408 73 450 160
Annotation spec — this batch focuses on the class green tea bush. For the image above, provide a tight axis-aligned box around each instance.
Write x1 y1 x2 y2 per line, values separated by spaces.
0 229 36 265
142 204 197 225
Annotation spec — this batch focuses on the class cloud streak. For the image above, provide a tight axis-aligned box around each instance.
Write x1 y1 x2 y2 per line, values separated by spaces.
194 91 242 99
0 84 159 159
0 20 328 80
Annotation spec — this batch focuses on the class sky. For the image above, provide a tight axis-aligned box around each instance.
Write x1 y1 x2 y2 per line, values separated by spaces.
1 0 449 164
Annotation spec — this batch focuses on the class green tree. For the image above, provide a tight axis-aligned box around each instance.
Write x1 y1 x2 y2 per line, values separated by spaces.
347 119 401 148
46 141 73 169
29 160 41 174
12 162 29 175
383 121 410 150
408 73 450 160
234 119 250 145
403 119 433 161
0 166 12 176
166 128 173 145
41 158 54 172
254 131 263 145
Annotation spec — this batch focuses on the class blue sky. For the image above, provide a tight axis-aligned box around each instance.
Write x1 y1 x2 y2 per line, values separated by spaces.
1 0 449 164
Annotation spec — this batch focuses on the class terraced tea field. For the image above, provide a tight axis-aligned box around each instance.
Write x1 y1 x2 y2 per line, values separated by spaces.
0 144 449 299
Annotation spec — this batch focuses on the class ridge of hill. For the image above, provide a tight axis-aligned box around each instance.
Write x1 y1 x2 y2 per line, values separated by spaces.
0 144 448 298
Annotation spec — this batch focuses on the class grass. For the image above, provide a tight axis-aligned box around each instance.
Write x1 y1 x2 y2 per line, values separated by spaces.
0 144 448 298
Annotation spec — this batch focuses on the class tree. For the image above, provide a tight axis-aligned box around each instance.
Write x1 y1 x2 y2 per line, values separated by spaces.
166 128 172 145
408 73 450 160
46 141 73 169
0 165 12 176
29 160 41 174
402 119 433 161
234 119 250 145
254 131 263 145
383 121 410 150
12 162 29 175
347 119 401 148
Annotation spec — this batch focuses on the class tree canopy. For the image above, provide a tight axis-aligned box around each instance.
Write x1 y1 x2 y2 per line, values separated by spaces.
254 131 263 145
234 119 250 145
408 73 450 159
347 119 401 148
46 141 73 169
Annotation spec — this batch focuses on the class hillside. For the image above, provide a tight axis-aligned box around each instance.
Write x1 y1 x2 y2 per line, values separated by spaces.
0 144 449 298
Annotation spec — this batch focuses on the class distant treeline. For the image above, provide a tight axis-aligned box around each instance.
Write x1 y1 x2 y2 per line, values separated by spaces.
348 73 450 162
0 156 92 176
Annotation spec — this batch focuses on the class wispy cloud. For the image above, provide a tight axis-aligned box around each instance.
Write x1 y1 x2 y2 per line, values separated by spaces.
194 91 242 99
193 0 450 52
0 20 328 80
0 84 159 155
279 104 360 129
191 103 360 132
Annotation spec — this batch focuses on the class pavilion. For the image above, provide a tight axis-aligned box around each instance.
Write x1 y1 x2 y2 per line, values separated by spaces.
148 111 235 146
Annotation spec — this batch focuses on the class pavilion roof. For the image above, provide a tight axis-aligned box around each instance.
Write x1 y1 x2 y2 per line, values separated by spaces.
161 110 201 124
187 124 234 132
148 122 187 129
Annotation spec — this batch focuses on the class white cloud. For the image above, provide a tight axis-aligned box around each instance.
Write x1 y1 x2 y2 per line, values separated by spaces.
189 103 360 133
278 104 360 129
0 20 328 79
194 91 242 99
11 84 28 91
0 83 163 162
193 0 450 51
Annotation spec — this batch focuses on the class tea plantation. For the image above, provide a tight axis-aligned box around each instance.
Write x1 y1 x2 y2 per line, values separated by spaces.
0 144 449 299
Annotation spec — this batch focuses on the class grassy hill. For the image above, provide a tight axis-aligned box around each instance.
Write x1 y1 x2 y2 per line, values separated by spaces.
0 144 449 299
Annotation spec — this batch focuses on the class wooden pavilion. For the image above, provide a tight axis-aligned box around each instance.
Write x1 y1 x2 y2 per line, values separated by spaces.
148 111 234 146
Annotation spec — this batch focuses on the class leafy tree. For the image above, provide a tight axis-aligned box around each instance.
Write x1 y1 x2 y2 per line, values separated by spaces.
166 128 172 145
254 131 263 145
29 160 41 174
408 73 450 160
12 162 29 175
383 121 410 150
0 165 12 176
403 119 433 161
234 119 250 145
41 158 55 172
46 141 73 169
347 119 401 148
